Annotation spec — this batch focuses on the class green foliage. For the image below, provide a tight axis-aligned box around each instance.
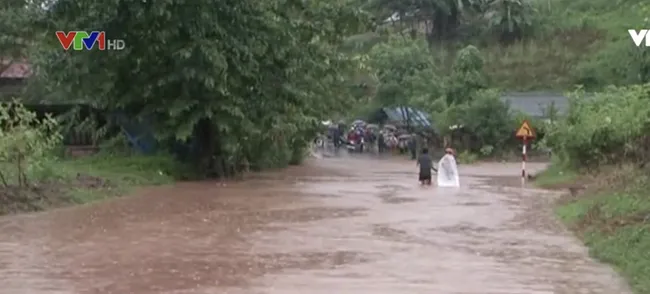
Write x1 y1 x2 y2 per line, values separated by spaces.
67 151 187 180
440 89 514 152
573 40 650 90
356 0 650 91
431 47 515 154
364 0 537 42
0 0 44 64
57 153 180 186
0 101 62 187
446 45 487 105
483 0 538 42
555 173 650 294
533 157 578 187
480 38 589 91
545 84 650 167
17 153 178 207
27 0 371 176
462 90 513 149
534 0 649 90
367 36 441 107
363 42 515 155
456 150 479 164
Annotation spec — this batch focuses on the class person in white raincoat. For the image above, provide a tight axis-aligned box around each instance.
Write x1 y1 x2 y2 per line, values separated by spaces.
437 148 460 187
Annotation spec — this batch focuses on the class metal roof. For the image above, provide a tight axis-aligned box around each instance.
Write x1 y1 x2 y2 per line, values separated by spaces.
381 106 432 128
501 92 570 118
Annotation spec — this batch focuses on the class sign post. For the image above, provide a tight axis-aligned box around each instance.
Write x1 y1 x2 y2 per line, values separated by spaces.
515 120 535 186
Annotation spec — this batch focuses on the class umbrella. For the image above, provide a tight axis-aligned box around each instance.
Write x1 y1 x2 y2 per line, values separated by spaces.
383 124 396 131
398 134 412 139
366 124 379 129
352 119 366 125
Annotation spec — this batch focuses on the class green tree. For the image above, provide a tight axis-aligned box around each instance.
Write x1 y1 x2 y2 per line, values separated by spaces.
483 0 537 42
0 0 45 74
30 0 370 176
460 89 512 152
365 36 442 129
445 45 487 105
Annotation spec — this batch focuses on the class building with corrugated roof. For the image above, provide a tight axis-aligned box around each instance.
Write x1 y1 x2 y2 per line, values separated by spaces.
501 92 569 118
369 106 435 130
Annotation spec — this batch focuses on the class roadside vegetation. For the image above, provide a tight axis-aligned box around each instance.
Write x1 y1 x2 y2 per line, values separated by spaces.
0 0 370 213
533 85 650 294
344 0 650 291
1 0 650 290
0 100 181 213
345 0 649 91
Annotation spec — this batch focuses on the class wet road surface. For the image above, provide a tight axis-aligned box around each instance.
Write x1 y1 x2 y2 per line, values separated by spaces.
0 156 632 293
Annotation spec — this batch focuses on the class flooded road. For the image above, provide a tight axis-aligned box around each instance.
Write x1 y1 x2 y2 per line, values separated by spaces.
0 156 632 293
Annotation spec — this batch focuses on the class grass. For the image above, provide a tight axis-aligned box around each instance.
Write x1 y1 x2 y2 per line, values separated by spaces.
424 35 597 91
538 162 650 294
481 36 600 91
0 151 183 212
343 0 648 91
422 0 641 91
533 160 579 188
456 150 479 164
556 188 650 294
49 153 179 203
442 0 646 91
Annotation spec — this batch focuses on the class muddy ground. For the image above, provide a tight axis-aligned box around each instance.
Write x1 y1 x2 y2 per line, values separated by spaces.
0 154 632 293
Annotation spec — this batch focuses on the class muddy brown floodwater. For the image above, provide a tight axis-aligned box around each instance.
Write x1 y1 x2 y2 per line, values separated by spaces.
0 155 633 294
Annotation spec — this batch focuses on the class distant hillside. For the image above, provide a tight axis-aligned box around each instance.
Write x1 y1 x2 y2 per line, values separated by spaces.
346 0 647 91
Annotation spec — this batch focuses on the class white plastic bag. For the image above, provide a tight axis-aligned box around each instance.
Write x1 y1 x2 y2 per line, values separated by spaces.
437 154 460 187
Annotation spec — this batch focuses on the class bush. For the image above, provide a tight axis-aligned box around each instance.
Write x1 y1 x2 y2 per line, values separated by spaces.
545 84 650 167
440 89 515 154
457 150 479 164
0 100 62 187
463 90 514 151
572 40 650 90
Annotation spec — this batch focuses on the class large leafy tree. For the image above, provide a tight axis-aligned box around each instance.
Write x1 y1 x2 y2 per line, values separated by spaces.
29 0 369 175
367 36 441 107
0 0 45 75
445 45 487 105
363 36 441 131
483 0 536 42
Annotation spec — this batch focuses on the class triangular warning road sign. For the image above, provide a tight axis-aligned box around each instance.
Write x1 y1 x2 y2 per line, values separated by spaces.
515 120 535 138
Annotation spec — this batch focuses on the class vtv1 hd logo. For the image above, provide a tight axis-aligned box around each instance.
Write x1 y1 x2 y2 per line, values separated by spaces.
629 29 650 47
55 31 125 50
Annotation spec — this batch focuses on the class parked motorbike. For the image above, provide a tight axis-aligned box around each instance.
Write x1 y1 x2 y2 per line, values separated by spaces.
346 128 365 153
